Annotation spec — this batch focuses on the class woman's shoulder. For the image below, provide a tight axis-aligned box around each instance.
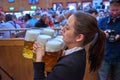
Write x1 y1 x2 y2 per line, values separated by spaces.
58 49 86 65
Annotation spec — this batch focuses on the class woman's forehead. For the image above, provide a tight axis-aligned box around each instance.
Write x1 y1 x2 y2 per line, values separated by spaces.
67 15 75 23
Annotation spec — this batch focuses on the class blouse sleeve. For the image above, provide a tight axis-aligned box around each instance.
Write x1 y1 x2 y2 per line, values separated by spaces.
33 62 45 80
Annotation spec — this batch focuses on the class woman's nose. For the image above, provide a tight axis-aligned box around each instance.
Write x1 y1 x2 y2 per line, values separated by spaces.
61 27 65 33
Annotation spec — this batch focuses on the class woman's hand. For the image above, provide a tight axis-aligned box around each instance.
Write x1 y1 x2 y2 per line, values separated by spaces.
33 42 45 62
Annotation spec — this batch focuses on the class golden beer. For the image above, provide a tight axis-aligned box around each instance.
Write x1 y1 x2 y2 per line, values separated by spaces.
23 40 34 59
43 51 62 72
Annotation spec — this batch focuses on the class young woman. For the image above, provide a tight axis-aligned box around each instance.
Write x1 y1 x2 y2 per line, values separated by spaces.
33 11 106 80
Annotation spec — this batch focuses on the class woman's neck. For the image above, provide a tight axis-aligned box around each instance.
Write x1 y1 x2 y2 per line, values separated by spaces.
67 43 83 49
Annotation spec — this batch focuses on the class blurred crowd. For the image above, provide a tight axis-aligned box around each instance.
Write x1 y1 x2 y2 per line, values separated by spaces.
0 2 110 38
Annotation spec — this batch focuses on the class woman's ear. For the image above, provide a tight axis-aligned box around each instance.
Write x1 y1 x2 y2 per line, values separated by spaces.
76 34 84 42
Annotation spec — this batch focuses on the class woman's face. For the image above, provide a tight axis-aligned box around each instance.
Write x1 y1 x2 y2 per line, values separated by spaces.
61 15 78 47
44 17 50 24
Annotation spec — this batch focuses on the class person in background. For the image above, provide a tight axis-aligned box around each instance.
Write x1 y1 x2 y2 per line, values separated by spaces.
94 3 99 10
33 11 106 80
86 8 99 20
98 0 120 80
0 14 21 38
0 11 5 38
57 14 67 27
47 16 54 27
64 10 73 20
24 14 37 28
77 2 83 11
35 13 51 28
12 15 25 28
35 13 48 28
0 11 5 24
100 2 105 10
52 12 59 25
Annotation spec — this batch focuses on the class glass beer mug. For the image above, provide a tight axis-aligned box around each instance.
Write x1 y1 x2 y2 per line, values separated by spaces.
23 29 41 59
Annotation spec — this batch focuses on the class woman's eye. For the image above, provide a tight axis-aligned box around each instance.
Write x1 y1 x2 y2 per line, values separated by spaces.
66 27 69 30
65 24 69 30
